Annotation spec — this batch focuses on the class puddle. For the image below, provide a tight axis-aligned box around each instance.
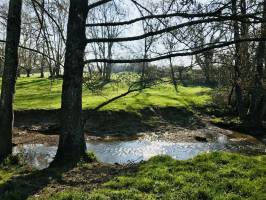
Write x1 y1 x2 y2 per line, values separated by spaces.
13 134 266 170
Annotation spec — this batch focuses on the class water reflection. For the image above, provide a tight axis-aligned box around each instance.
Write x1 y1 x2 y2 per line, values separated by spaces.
13 144 57 169
86 140 226 164
13 134 266 170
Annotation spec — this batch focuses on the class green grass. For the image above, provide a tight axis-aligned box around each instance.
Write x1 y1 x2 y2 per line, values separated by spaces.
31 152 266 200
0 75 212 111
0 168 16 185
0 155 26 185
1 153 265 200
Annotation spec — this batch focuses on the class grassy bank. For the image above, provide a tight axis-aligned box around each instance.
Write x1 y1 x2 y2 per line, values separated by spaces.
1 75 212 111
0 152 265 200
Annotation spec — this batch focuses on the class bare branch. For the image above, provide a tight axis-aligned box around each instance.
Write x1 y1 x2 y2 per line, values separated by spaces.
88 0 112 10
0 39 63 67
31 0 66 43
85 37 266 63
86 16 263 43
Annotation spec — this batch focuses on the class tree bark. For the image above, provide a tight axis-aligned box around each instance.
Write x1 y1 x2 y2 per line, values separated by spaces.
52 0 88 165
40 56 44 78
248 0 266 124
231 0 244 117
26 69 31 77
0 0 22 162
105 42 113 81
169 57 177 91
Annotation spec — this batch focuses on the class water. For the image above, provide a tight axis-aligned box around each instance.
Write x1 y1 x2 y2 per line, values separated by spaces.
13 133 266 170
86 140 226 164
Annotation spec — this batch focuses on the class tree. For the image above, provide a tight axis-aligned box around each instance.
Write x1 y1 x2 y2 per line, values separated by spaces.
248 0 266 124
87 1 124 81
51 0 89 165
0 0 22 162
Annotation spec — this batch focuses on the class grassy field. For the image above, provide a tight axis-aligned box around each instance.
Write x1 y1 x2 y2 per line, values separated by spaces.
2 75 264 200
0 152 265 200
0 75 212 111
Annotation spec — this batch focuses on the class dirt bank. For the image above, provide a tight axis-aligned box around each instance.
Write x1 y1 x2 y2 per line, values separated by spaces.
13 108 266 148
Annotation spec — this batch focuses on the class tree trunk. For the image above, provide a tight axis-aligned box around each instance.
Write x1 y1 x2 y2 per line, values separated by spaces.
16 68 21 78
105 42 113 82
55 51 61 77
169 57 177 91
51 0 88 165
26 69 31 77
231 0 244 117
0 0 22 162
248 0 266 124
40 58 44 78
40 44 45 78
203 51 214 85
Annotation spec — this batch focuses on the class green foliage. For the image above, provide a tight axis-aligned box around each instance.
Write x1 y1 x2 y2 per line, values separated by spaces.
39 152 266 200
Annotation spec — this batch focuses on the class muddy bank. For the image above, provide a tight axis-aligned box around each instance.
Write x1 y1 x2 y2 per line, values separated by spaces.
11 109 266 170
13 108 266 146
14 107 204 134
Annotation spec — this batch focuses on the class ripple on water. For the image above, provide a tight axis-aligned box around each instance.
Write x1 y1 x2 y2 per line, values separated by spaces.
13 134 266 170
13 139 226 169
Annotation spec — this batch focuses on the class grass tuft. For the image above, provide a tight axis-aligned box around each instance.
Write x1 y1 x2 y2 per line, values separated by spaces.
30 152 266 200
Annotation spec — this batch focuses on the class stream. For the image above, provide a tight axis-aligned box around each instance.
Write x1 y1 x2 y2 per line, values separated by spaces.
13 133 266 169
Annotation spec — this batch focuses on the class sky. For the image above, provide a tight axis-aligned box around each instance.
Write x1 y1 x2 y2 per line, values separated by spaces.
0 0 217 67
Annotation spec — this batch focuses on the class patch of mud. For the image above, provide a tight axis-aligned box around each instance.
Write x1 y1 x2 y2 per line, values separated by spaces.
13 128 59 145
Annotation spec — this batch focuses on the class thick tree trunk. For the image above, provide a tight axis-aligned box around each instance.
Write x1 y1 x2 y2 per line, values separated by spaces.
248 0 266 124
0 0 22 162
52 0 88 165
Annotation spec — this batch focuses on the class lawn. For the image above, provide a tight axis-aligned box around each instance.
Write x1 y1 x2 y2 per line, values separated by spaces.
1 152 265 200
0 74 212 111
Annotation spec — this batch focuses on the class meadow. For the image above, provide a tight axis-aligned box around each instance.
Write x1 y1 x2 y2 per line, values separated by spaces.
10 74 212 111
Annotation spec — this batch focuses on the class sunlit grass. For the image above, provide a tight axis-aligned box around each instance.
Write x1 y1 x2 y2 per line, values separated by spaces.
30 152 266 200
1 74 212 111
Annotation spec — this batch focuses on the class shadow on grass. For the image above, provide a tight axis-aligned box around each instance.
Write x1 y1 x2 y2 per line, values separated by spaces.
0 162 139 200
0 165 74 200
16 78 52 88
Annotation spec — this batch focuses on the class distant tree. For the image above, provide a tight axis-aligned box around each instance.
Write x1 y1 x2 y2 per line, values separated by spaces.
87 1 124 82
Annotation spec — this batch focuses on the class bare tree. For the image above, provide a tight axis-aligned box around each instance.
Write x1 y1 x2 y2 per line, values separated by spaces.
87 1 124 81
